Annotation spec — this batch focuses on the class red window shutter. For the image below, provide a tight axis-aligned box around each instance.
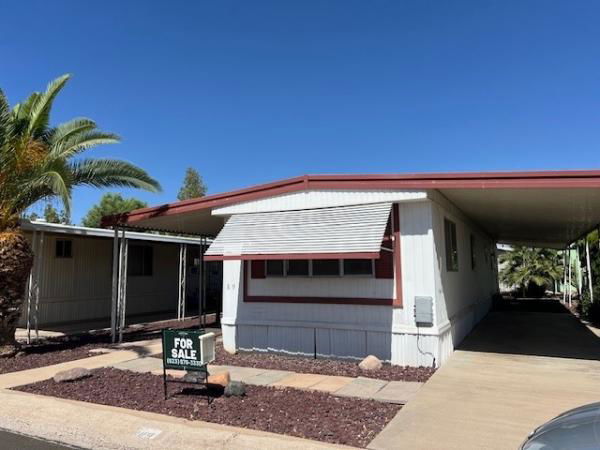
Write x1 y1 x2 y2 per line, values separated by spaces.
250 260 265 279
375 249 394 278
376 212 394 279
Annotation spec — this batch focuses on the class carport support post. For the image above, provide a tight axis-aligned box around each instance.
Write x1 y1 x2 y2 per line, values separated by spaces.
33 231 44 340
110 227 119 343
586 238 594 303
563 249 567 300
118 229 129 343
568 245 573 307
198 237 204 329
26 231 40 344
177 244 187 320
25 231 37 344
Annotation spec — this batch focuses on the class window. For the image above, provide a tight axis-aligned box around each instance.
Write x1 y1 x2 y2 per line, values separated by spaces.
266 260 284 277
343 259 374 276
444 218 458 272
286 259 309 276
128 245 153 276
312 259 341 276
470 234 476 270
262 258 378 278
55 239 72 258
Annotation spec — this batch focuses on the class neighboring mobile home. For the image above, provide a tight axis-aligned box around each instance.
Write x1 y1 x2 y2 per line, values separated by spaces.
19 220 216 332
106 171 600 367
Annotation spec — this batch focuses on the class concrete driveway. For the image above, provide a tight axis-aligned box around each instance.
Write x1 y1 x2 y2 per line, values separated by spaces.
370 299 600 450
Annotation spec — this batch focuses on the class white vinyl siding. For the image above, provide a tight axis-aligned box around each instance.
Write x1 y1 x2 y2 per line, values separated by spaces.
206 202 392 257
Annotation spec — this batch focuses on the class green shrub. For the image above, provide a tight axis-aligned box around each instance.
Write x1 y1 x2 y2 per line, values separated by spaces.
580 287 600 325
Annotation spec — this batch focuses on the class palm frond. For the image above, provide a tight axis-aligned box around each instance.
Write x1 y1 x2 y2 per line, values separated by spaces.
49 130 120 159
50 118 97 145
70 158 161 192
27 74 71 137
0 88 10 151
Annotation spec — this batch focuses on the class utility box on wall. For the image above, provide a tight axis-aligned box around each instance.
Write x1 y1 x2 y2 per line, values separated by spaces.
414 296 434 326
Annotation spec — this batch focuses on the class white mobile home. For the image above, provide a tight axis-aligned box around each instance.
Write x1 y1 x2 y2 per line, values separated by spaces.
108 170 600 366
20 220 212 333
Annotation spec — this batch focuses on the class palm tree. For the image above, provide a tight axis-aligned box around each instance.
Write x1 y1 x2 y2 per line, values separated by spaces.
499 246 563 297
0 74 161 356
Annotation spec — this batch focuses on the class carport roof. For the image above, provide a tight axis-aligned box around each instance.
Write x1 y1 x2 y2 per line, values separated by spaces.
103 169 600 248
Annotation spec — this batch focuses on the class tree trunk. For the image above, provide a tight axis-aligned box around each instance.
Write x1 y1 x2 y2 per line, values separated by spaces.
0 230 33 357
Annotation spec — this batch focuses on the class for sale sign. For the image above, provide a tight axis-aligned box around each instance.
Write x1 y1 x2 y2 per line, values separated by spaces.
162 329 204 371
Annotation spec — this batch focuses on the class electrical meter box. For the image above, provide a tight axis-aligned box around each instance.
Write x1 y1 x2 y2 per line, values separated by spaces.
414 296 434 326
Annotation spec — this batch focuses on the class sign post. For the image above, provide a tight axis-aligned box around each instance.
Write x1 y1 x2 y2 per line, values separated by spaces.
162 328 212 402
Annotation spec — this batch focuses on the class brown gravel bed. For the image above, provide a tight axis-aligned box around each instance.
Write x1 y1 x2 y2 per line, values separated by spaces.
196 344 435 382
15 368 400 448
0 317 210 375
0 341 107 375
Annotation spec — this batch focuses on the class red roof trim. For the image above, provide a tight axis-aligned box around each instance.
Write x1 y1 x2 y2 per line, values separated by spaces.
109 169 600 226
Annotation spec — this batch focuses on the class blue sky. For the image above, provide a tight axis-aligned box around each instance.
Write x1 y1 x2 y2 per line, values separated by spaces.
2 1 600 223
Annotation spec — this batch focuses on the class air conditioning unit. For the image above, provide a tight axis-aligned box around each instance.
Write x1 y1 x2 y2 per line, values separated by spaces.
199 332 216 365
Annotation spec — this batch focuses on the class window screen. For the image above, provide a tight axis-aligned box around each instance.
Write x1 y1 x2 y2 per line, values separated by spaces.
55 239 72 258
266 260 284 277
444 219 459 272
286 260 309 276
128 245 153 276
312 259 340 276
343 259 373 276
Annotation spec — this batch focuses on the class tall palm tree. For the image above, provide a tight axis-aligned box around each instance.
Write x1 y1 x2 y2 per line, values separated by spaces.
0 74 161 356
499 246 563 297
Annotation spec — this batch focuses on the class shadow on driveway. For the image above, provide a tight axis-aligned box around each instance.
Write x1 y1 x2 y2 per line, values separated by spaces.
459 298 600 361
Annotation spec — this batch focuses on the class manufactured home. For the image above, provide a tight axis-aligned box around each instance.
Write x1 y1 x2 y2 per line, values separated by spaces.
20 220 221 335
106 170 600 366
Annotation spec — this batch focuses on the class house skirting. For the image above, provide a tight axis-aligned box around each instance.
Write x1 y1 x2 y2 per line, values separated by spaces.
221 297 490 367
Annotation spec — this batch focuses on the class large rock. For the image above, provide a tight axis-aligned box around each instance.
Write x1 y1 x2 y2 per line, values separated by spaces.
53 367 92 383
88 348 115 355
207 371 230 388
181 371 206 383
359 355 383 371
224 381 246 397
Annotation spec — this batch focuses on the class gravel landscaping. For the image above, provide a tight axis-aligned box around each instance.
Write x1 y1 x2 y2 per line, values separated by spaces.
0 317 207 375
206 344 436 382
15 368 401 448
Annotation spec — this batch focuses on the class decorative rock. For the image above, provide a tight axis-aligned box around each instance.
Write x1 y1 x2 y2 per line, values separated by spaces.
181 371 205 383
207 371 231 388
359 355 383 371
53 367 92 383
224 381 246 397
88 348 115 355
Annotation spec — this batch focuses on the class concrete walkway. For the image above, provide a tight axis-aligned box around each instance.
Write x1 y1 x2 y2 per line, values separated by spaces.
0 340 162 389
369 300 600 450
0 336 421 449
0 389 348 450
110 356 422 404
0 339 350 449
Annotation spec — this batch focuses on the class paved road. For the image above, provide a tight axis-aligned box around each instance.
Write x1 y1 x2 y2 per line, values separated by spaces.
370 299 600 449
0 429 80 450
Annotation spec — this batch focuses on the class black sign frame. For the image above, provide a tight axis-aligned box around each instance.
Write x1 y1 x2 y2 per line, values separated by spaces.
161 328 210 402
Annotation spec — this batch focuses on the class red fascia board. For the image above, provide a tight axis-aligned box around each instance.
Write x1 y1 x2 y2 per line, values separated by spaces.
204 252 381 261
116 169 600 226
